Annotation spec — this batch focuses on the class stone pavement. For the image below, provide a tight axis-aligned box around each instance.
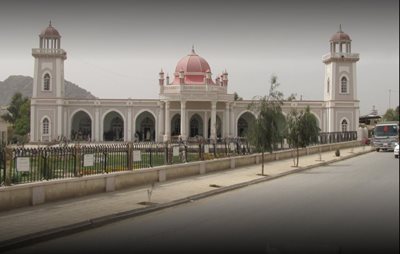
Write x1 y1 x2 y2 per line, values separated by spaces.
0 145 372 249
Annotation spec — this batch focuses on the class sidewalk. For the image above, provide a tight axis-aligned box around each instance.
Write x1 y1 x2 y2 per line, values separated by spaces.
0 146 372 249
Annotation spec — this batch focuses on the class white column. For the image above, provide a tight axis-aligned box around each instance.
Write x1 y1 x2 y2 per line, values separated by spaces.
64 111 68 140
210 101 217 140
57 104 63 138
224 102 230 138
30 105 36 142
95 108 100 141
164 101 170 142
56 59 62 98
328 107 335 132
127 108 132 141
230 106 235 136
158 102 165 142
204 111 208 138
180 100 187 140
33 59 39 98
352 62 357 100
354 108 360 132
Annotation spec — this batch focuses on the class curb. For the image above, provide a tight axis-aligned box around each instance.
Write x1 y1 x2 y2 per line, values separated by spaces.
0 148 373 252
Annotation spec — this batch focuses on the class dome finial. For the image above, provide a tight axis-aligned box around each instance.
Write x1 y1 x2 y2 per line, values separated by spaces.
49 20 52 27
339 24 342 32
191 44 196 54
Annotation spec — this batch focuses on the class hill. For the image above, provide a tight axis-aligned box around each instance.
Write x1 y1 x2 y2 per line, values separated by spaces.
0 75 96 105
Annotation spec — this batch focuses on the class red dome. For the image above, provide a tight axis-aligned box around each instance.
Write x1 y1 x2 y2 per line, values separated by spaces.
175 48 211 73
330 25 351 42
40 22 61 38
172 47 213 85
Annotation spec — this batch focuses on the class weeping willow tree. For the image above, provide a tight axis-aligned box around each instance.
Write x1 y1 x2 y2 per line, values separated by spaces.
286 106 320 167
248 75 286 175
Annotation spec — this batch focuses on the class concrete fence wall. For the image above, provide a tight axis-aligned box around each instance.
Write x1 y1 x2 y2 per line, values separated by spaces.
0 141 361 212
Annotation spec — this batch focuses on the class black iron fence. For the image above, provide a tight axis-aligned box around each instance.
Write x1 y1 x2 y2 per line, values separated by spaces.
0 131 357 186
318 131 357 144
0 140 246 185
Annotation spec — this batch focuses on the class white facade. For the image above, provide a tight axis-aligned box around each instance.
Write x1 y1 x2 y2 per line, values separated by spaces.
30 24 360 143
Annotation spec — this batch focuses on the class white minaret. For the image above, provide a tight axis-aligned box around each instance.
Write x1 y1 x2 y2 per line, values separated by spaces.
31 22 67 142
323 25 360 132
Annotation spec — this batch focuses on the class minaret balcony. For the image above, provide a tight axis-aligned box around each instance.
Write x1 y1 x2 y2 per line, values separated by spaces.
32 48 67 59
322 52 359 63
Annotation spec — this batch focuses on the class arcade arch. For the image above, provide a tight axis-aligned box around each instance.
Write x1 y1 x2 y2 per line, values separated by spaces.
71 110 92 141
135 111 156 141
189 114 203 137
237 112 256 137
103 111 124 141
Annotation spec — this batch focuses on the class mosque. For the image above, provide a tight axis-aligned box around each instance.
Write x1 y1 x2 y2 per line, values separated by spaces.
29 23 360 143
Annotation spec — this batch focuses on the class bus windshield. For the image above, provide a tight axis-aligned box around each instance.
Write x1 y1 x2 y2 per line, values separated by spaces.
374 125 398 137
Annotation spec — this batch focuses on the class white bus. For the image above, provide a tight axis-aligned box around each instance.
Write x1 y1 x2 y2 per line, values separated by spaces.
372 122 399 152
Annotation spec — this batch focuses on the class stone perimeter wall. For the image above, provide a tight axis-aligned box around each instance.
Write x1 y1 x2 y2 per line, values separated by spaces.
0 141 361 212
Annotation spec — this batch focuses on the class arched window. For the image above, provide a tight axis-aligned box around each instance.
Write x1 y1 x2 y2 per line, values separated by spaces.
42 118 49 134
327 78 330 93
43 73 51 91
340 77 348 94
341 119 348 132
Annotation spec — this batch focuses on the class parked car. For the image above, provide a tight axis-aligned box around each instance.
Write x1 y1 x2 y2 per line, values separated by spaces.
394 143 399 159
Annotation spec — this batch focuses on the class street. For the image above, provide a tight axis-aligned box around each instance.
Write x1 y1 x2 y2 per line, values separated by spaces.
7 151 399 253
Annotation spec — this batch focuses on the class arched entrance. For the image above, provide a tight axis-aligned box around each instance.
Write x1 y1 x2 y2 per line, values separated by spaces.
135 111 156 141
103 111 124 141
237 112 256 137
171 114 181 137
71 111 92 141
208 115 222 139
189 114 203 137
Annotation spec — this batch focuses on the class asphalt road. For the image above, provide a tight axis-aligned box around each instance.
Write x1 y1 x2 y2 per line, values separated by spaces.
7 152 399 254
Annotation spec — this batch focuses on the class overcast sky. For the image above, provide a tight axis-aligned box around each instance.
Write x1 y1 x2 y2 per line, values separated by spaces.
0 0 398 115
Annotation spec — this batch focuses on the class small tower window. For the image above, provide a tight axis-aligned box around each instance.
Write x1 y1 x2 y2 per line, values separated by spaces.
43 73 51 91
341 119 348 132
327 78 330 93
42 118 49 134
340 77 348 94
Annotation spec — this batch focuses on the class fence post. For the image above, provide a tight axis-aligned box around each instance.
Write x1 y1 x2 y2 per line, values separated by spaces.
43 149 49 180
149 148 153 167
213 142 216 158
184 145 188 162
164 142 169 164
74 144 81 176
127 142 133 170
4 147 12 186
199 143 202 161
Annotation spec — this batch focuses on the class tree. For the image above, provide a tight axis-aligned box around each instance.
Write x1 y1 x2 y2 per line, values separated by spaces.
382 107 399 122
286 106 320 167
248 75 286 175
1 92 30 143
14 99 30 136
233 92 243 101
286 93 297 101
